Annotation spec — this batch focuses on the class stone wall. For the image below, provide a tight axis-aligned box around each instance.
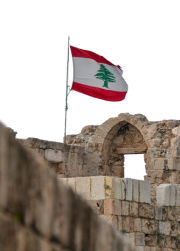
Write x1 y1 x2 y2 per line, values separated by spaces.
19 113 180 196
61 176 180 250
0 123 134 251
5 112 180 250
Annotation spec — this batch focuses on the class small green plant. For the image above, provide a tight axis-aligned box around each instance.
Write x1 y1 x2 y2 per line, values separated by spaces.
104 184 110 189
157 235 164 245
153 229 159 235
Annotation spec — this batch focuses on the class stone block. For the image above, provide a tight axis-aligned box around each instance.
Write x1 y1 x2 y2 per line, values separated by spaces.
104 199 121 215
98 164 107 176
168 158 180 170
45 149 63 163
95 128 107 138
121 201 129 216
83 154 92 165
117 216 123 231
139 204 154 219
122 217 130 232
105 177 125 200
176 185 180 206
139 180 151 204
111 165 124 177
168 207 177 221
69 153 77 164
134 218 141 232
92 152 101 164
67 178 76 191
173 147 180 158
176 207 180 221
159 221 171 235
135 121 144 130
170 222 178 236
145 234 158 247
151 184 159 197
130 202 138 217
91 176 105 200
171 136 180 148
119 178 126 200
149 138 161 148
156 184 171 206
172 126 180 136
155 206 162 220
123 178 132 201
91 135 104 144
169 184 176 206
59 178 68 185
144 247 156 251
68 163 83 177
169 170 180 184
146 170 163 184
133 179 139 202
83 164 97 176
135 232 145 246
76 177 91 200
141 219 157 234
154 158 165 170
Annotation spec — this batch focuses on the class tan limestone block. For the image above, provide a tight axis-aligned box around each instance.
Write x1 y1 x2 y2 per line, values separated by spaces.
67 178 76 192
133 180 139 202
172 126 180 136
104 199 121 215
76 177 91 200
139 180 151 204
91 176 105 200
45 149 63 163
144 247 156 251
105 177 125 200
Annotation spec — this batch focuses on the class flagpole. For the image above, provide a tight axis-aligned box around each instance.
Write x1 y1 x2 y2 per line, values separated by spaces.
64 36 70 144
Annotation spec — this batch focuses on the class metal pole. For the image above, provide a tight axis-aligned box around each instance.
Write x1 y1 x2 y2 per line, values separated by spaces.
64 36 70 144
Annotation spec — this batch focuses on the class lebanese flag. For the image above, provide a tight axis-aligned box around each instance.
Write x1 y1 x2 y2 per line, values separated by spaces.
70 46 128 102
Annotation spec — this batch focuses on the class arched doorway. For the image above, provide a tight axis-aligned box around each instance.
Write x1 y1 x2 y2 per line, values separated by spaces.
91 113 150 179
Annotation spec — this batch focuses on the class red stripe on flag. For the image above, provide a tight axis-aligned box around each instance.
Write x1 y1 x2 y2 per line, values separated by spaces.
70 45 120 69
72 82 127 102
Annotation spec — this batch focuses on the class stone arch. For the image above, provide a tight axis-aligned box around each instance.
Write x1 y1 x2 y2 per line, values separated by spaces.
91 113 150 178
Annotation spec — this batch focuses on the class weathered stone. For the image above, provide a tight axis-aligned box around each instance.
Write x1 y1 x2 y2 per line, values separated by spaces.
76 177 91 200
159 221 171 235
156 184 171 206
141 219 157 234
91 176 105 200
139 180 151 204
155 206 162 220
45 149 63 163
121 201 129 216
135 232 145 246
133 179 139 202
130 202 138 217
88 200 104 215
139 204 154 219
134 218 141 232
104 199 121 215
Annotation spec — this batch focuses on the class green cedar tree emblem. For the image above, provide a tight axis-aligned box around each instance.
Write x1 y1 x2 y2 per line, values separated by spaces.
94 64 116 88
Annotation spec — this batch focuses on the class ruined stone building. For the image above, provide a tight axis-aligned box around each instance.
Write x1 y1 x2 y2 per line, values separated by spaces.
1 112 180 250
